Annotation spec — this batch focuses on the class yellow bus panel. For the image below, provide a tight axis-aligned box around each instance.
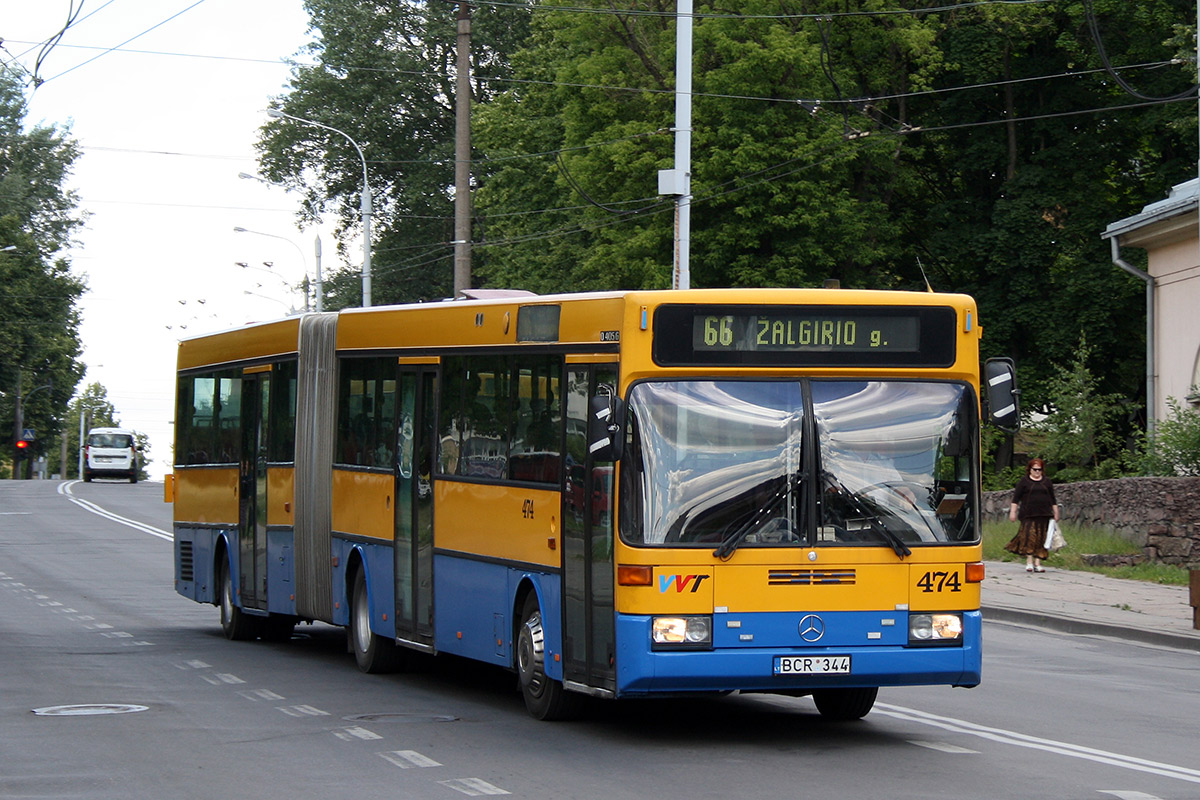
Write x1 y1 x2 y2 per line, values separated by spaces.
435 481 561 569
177 317 300 371
173 467 238 524
331 469 394 541
267 466 294 527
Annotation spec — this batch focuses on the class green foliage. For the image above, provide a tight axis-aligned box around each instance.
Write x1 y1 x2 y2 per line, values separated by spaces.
1129 395 1200 476
257 0 535 307
0 71 87 467
1032 336 1126 479
264 0 1197 436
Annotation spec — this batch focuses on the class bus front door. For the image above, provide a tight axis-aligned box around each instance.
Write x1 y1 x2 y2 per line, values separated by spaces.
238 370 269 612
562 365 617 693
394 367 436 649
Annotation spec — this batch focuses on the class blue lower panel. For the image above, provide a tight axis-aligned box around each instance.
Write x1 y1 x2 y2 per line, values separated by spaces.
265 528 296 616
433 554 562 679
175 526 228 604
615 610 981 696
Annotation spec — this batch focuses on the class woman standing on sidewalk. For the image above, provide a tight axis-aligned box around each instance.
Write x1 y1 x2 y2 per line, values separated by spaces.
1005 458 1059 573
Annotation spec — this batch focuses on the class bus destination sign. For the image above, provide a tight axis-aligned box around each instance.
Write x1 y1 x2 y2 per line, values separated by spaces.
653 304 957 367
694 312 919 354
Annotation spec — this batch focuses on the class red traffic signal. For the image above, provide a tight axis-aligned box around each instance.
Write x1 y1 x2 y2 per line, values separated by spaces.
14 439 30 458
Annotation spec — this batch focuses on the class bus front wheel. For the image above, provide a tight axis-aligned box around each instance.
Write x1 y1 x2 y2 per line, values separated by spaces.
218 559 258 641
350 570 399 674
516 594 579 721
812 687 878 721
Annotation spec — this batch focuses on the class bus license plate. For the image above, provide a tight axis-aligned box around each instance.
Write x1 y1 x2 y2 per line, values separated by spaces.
774 655 851 675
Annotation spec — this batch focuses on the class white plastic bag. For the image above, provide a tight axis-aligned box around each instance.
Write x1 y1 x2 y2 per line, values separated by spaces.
1044 519 1066 552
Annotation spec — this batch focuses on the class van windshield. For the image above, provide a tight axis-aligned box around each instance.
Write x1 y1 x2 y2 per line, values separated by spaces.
89 434 133 448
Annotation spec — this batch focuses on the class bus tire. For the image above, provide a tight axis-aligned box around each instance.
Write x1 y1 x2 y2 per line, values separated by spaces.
516 593 580 721
812 687 878 721
350 570 400 674
218 559 259 641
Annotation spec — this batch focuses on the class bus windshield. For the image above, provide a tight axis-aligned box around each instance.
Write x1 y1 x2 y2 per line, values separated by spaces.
622 380 977 549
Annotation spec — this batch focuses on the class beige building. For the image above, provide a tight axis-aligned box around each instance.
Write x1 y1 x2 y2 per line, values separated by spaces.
1102 179 1200 431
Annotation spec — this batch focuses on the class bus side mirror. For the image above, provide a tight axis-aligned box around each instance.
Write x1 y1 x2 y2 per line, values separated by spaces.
588 391 625 462
983 358 1020 434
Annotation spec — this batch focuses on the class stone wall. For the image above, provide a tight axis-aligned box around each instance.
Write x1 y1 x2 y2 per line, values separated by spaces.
982 476 1200 566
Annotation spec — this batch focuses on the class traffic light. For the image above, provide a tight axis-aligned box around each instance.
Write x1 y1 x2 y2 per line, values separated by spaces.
14 439 30 459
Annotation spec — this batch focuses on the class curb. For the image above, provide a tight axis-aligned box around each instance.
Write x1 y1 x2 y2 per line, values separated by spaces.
982 604 1200 653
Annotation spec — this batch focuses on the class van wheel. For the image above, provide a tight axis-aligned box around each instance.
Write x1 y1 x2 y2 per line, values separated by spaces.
130 472 138 484
516 593 580 720
83 472 92 483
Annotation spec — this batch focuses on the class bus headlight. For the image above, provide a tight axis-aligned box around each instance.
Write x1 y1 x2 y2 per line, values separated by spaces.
652 616 712 649
909 613 963 645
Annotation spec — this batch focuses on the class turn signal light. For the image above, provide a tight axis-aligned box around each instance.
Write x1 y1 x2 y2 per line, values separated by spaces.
617 565 653 586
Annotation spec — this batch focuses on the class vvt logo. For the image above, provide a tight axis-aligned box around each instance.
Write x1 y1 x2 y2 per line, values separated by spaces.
658 574 711 593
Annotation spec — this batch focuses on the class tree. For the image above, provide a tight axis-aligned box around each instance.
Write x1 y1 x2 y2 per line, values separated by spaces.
256 0 534 307
1033 337 1126 479
1131 396 1200 477
0 71 87 474
262 0 1197 452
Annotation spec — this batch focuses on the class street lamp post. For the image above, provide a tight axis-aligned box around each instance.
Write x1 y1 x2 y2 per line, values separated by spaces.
267 109 372 307
233 227 310 311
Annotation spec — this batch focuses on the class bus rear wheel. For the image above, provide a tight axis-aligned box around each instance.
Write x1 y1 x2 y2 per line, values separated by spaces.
350 570 400 673
218 559 259 641
516 594 580 721
812 687 878 721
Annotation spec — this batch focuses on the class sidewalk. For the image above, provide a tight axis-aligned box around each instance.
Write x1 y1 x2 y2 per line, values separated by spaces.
982 560 1200 652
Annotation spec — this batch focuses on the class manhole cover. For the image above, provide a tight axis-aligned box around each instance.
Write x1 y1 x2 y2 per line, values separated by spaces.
32 704 149 717
344 712 457 723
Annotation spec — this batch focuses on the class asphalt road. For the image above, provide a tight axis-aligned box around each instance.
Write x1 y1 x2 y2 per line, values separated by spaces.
3 479 1199 799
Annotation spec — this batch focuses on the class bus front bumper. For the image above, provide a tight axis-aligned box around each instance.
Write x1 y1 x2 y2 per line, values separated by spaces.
613 610 982 696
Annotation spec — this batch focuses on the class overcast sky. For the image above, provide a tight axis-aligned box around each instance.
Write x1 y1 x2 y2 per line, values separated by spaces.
6 0 326 478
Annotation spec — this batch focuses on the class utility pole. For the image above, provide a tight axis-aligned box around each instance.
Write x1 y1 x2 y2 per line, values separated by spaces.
453 0 473 297
657 0 694 290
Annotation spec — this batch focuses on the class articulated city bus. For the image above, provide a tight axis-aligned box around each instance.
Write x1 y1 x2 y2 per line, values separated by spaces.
168 288 1018 720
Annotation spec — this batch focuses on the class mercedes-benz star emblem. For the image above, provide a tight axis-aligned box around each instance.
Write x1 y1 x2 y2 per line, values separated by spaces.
798 614 825 643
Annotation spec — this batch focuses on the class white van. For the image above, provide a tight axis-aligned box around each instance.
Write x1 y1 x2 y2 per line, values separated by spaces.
84 427 140 483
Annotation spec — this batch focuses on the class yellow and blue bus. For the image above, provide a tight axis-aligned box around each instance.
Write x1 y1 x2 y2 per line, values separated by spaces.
168 288 1018 720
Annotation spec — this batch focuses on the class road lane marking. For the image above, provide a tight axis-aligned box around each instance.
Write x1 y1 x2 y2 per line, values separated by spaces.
58 481 173 541
276 705 330 717
1098 792 1164 799
334 726 382 741
878 703 1200 785
909 740 979 754
439 778 510 796
379 750 442 768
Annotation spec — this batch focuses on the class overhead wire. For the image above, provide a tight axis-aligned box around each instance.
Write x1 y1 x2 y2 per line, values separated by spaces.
40 0 211 85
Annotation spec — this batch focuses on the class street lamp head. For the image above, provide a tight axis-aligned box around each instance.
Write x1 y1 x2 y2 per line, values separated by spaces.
267 109 284 119
233 226 248 233
237 172 256 180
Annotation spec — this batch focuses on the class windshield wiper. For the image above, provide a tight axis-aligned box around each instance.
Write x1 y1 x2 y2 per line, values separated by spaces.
712 477 792 560
823 473 911 559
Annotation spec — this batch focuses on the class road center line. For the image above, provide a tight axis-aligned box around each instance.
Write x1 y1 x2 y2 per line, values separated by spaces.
58 481 173 541
877 703 1200 785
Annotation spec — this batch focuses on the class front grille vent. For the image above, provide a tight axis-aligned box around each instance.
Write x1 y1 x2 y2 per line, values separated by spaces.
179 540 194 582
767 568 856 586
